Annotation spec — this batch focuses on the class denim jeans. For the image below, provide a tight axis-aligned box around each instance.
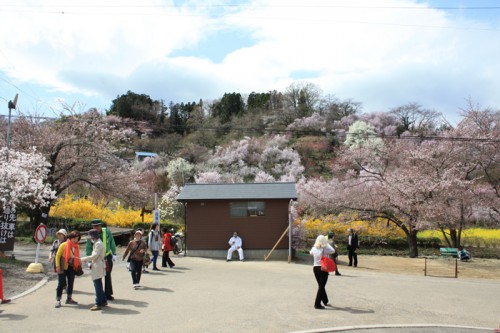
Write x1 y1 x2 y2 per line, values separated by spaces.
56 266 75 300
93 278 106 306
151 250 159 268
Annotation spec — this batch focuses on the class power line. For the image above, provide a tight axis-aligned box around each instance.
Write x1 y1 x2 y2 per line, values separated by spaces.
1 114 498 143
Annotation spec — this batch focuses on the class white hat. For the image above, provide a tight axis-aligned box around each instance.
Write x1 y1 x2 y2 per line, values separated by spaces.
56 229 67 237
135 230 143 235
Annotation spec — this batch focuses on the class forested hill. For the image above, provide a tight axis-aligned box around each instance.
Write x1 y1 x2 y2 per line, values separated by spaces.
106 85 454 180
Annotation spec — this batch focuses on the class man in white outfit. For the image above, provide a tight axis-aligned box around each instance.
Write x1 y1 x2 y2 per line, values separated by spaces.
227 232 244 262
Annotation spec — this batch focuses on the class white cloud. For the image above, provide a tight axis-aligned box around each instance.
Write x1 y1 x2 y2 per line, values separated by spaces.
1 0 499 123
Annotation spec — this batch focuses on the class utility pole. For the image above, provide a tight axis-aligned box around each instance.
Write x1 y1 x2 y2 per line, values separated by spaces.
6 94 18 161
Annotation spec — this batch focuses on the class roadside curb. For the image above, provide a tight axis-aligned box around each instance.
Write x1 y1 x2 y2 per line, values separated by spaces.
10 274 50 301
290 323 495 332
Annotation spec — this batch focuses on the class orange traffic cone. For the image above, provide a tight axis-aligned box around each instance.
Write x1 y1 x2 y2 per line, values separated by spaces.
0 268 11 304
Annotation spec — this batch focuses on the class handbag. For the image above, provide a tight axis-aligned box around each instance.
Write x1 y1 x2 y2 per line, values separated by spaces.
75 265 84 276
320 249 336 272
143 251 151 266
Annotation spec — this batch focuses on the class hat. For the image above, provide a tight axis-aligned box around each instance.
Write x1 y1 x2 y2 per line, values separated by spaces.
135 230 143 236
56 229 67 237
88 229 99 239
91 219 103 226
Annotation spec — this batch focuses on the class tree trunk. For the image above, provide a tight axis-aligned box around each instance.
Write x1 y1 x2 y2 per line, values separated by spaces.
29 205 51 230
407 229 419 258
449 228 458 247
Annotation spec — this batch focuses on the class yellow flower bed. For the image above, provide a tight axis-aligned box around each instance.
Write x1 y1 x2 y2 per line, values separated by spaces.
303 213 405 238
50 194 153 228
419 228 500 247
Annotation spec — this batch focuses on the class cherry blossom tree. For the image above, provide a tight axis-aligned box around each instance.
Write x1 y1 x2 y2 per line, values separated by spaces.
298 136 476 257
166 157 195 187
453 104 500 223
8 109 149 227
345 121 384 149
158 185 184 222
196 134 304 183
0 147 56 210
286 113 326 134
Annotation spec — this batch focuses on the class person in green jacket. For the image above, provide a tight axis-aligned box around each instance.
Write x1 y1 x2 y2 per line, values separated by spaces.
86 219 117 301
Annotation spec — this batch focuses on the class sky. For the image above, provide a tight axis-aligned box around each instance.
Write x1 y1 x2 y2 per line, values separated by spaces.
1 0 500 125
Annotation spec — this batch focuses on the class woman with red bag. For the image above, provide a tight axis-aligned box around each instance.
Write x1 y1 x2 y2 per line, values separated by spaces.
309 235 335 309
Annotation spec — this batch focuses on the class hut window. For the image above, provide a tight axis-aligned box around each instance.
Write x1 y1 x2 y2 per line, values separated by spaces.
230 201 266 217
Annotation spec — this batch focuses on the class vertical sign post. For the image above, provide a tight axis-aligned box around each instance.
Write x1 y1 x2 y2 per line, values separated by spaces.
27 223 47 273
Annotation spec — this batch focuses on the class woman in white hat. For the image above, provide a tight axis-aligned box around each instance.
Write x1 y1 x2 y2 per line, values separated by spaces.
122 230 148 289
49 229 67 272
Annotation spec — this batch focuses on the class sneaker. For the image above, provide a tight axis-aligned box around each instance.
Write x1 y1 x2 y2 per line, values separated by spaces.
90 305 102 311
152 267 160 271
106 295 114 301
101 302 108 307
65 298 78 305
55 301 61 308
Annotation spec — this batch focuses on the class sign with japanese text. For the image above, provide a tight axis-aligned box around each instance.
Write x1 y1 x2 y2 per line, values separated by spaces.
153 209 160 224
0 206 17 251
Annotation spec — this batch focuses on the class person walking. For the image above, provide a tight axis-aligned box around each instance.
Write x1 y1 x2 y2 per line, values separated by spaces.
309 235 335 309
80 229 107 311
161 227 175 268
227 231 244 262
327 231 341 276
85 219 117 300
148 223 162 271
49 229 67 272
54 230 81 308
347 228 359 267
123 230 148 289
136 227 150 273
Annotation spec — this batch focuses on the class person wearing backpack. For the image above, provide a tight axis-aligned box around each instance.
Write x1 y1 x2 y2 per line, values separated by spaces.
161 227 176 268
148 223 162 271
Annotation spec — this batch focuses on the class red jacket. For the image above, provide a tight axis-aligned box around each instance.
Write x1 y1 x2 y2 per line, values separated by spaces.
163 232 173 251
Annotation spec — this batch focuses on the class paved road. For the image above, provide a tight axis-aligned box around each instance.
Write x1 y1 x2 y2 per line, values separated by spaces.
1 244 499 333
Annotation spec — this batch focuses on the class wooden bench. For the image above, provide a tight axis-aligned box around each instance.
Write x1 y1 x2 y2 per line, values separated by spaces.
439 247 458 258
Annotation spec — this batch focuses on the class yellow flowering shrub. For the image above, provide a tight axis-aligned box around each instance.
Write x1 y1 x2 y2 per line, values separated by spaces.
303 213 406 239
50 195 153 228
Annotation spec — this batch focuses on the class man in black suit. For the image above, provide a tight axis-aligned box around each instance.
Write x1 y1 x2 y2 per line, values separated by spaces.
347 228 359 267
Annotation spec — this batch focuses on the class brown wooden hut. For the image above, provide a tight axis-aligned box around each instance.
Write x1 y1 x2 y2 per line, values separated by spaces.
176 182 297 260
